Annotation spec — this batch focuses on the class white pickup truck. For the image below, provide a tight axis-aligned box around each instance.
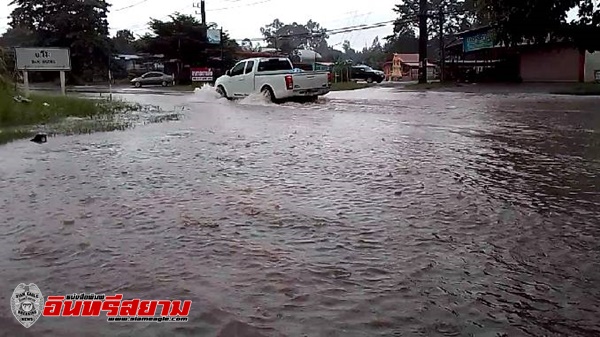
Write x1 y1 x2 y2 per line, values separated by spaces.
214 57 332 102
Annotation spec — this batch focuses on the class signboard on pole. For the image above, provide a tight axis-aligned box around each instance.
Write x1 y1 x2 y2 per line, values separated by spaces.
191 67 213 82
15 48 71 71
207 29 221 44
463 30 496 53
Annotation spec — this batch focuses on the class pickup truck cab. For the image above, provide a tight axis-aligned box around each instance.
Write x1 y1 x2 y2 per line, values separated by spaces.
215 57 332 102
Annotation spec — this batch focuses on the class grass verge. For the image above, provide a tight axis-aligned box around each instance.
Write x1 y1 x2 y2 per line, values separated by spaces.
0 89 142 145
551 83 600 96
330 82 370 91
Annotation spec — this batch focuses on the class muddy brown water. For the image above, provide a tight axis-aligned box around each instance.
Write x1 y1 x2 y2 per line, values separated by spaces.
0 88 599 337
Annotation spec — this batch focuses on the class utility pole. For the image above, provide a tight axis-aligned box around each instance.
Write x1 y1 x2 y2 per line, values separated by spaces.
194 1 207 25
418 0 429 84
439 7 445 83
200 0 206 26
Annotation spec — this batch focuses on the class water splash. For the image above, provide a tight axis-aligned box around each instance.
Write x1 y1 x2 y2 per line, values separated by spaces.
238 91 273 106
190 84 225 103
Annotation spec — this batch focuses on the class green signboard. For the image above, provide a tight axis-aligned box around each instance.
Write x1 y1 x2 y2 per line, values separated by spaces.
463 29 495 53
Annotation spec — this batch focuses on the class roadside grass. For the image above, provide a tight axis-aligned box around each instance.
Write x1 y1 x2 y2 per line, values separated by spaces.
330 82 370 91
551 83 600 96
0 87 143 145
0 90 140 127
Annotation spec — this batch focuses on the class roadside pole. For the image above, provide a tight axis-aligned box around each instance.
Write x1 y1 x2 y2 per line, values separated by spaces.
439 7 445 83
418 0 429 84
23 70 29 97
59 70 66 95
220 28 224 76
108 69 113 101
108 53 112 101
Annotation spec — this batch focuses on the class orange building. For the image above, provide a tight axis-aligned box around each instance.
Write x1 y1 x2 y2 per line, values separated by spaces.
383 54 437 81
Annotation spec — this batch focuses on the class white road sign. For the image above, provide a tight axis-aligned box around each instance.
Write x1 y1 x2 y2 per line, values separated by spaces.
15 48 71 71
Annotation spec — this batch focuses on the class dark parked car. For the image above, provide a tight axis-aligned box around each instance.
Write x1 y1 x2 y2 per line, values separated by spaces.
130 71 174 87
351 65 385 83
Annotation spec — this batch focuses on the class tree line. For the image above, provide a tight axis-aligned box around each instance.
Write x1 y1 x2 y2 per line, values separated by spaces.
388 0 600 55
1 0 598 83
0 0 239 83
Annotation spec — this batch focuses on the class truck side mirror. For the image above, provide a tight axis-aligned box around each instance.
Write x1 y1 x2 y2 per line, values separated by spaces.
226 70 231 76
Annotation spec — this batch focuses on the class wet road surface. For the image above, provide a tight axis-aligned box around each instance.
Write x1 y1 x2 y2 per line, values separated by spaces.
1 87 599 337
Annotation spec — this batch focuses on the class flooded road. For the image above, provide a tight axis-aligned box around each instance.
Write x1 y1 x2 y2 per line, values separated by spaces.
1 87 599 337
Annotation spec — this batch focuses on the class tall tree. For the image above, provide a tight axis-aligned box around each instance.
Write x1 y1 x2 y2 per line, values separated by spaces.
0 26 37 48
111 29 136 54
139 14 238 77
260 19 328 54
240 38 254 51
361 37 387 68
9 0 111 81
480 0 600 51
390 0 481 39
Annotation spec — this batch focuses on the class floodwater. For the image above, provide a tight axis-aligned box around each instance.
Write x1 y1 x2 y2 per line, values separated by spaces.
0 86 599 337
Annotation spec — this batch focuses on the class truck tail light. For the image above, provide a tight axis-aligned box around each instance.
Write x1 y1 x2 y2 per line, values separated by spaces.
285 75 293 90
327 72 333 83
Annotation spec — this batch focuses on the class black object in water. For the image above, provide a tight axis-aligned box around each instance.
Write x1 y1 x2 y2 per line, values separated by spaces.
31 134 48 144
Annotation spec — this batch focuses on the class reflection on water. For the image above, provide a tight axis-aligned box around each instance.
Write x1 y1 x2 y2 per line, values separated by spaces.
0 88 599 337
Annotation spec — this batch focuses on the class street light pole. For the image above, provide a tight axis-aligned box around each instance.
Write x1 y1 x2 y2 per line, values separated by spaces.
418 0 428 84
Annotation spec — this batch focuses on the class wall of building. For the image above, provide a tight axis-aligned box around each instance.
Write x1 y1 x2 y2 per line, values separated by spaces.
585 51 600 82
520 47 581 82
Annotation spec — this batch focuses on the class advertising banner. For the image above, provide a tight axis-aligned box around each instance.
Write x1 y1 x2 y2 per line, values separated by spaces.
463 30 496 53
191 67 213 82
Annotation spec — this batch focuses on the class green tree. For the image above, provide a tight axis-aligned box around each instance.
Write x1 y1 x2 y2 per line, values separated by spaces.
111 29 137 54
341 40 359 62
480 0 600 51
0 26 37 48
361 37 387 68
260 19 328 54
390 0 481 39
139 13 238 78
9 0 111 81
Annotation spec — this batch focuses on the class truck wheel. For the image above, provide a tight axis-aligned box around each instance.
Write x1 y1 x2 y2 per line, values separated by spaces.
216 85 228 99
366 77 374 83
261 86 276 103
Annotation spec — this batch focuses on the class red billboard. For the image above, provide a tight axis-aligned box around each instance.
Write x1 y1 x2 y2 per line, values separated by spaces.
191 67 213 82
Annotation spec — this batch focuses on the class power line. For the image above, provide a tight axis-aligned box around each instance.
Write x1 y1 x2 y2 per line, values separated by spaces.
113 0 153 12
207 0 272 12
115 6 190 33
233 18 403 42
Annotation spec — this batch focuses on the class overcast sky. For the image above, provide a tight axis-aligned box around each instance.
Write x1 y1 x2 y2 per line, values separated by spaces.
0 0 399 51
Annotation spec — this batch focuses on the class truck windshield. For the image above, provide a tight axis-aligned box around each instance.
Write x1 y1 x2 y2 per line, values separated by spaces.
257 59 292 72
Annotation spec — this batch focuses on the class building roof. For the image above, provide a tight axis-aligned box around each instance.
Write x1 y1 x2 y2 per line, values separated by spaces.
456 25 493 37
395 53 420 63
404 62 437 67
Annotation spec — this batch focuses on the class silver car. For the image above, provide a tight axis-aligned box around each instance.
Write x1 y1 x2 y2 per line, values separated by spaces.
131 72 174 87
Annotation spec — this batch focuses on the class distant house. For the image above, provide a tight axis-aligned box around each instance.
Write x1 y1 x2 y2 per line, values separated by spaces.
382 53 436 81
113 54 165 73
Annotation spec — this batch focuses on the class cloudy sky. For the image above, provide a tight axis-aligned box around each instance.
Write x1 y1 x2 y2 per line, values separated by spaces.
0 0 399 50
